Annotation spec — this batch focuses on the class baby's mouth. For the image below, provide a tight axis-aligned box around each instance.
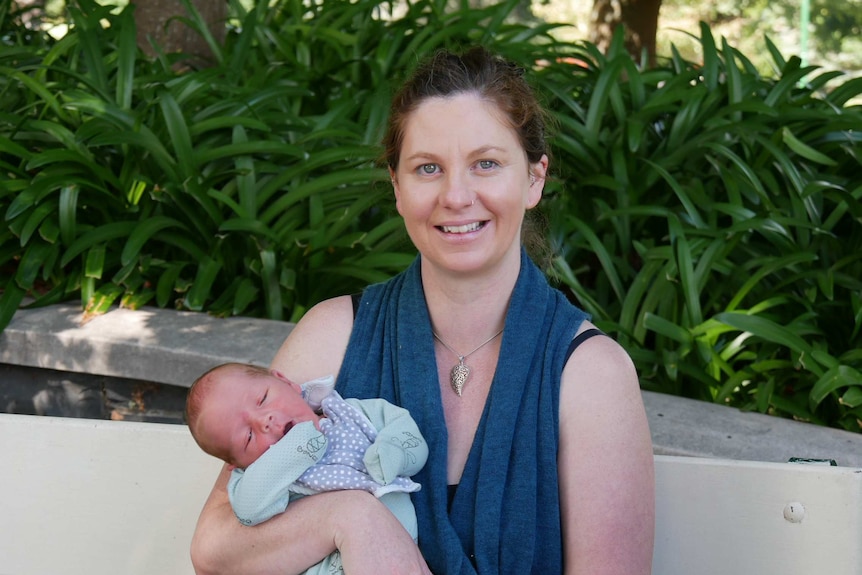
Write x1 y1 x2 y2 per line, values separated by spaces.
283 422 293 437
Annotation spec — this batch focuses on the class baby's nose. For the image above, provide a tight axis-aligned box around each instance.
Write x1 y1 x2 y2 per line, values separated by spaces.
255 412 273 432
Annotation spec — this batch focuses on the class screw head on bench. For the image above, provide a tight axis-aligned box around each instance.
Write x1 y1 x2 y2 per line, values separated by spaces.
783 502 805 523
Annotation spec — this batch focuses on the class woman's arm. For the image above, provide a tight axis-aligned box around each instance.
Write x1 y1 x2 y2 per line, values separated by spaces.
558 323 655 575
191 296 432 575
191 465 429 575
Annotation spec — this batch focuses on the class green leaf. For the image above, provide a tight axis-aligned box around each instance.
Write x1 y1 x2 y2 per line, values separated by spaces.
121 290 155 310
841 387 862 409
668 216 702 326
58 185 80 246
195 141 306 165
260 249 283 321
721 38 743 119
725 253 818 311
19 202 55 246
699 22 719 90
158 90 196 181
0 283 27 334
826 77 862 107
156 263 187 308
218 218 279 242
714 312 816 365
121 217 188 266
39 216 60 244
0 66 69 123
61 222 131 267
85 246 106 279
810 366 862 410
584 57 626 147
115 5 137 110
643 313 693 345
781 127 838 167
15 241 53 289
563 216 625 303
84 284 124 317
233 277 260 315
184 258 222 312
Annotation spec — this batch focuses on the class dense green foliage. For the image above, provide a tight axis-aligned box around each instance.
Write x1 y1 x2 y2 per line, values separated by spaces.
541 29 862 431
2 0 861 431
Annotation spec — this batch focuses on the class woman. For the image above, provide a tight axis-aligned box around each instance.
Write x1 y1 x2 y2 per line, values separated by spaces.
191 46 654 575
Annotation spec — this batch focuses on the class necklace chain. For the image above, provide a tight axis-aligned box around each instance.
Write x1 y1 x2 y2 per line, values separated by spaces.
432 328 503 397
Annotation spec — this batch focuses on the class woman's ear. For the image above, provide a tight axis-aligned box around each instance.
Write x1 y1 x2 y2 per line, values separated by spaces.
526 154 549 209
390 168 403 215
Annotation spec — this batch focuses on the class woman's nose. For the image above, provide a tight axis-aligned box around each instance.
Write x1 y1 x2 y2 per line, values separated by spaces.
441 172 474 208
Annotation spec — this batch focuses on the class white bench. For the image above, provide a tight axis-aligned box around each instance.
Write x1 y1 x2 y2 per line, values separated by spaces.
2 413 861 574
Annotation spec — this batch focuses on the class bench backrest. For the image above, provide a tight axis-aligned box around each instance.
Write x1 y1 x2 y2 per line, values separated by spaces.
2 413 861 574
654 452 862 574
3 413 222 574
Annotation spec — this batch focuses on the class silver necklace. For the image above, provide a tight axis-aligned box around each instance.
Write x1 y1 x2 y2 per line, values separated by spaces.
432 328 504 396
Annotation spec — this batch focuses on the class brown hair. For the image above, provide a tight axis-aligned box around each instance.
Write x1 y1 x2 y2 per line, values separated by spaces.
185 362 271 463
382 46 550 172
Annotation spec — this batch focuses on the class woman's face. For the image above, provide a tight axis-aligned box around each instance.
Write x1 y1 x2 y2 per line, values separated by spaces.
391 93 547 278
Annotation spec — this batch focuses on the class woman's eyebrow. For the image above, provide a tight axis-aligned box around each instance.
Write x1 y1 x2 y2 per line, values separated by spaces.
402 151 437 163
471 145 506 156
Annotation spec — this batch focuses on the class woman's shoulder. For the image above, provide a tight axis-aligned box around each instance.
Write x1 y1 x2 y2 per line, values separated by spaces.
291 295 357 345
562 320 638 392
270 295 356 382
303 294 357 324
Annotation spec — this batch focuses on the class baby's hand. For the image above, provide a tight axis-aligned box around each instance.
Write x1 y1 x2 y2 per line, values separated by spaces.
363 440 404 485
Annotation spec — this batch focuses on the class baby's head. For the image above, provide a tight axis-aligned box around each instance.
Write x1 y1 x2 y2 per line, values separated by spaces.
186 362 319 469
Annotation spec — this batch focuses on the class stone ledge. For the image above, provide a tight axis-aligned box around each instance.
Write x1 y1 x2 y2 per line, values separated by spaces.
644 390 862 467
2 303 861 467
0 303 292 387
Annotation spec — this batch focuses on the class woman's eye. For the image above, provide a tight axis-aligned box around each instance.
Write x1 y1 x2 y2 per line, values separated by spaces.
419 163 439 175
477 160 497 170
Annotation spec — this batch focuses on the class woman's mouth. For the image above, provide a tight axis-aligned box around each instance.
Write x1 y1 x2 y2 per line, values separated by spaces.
439 221 485 234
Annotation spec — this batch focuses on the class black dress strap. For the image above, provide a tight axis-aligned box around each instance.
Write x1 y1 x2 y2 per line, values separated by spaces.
350 292 362 319
564 328 606 362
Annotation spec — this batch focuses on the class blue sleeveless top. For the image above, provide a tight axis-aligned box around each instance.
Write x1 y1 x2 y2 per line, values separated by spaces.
336 248 589 574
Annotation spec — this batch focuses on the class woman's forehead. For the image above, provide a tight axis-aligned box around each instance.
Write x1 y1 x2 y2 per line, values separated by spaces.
402 95 519 152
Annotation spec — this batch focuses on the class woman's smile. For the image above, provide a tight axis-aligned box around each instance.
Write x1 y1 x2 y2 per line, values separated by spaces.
438 221 486 234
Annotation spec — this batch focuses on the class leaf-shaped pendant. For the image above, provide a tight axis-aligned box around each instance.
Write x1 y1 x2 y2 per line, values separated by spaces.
450 361 470 396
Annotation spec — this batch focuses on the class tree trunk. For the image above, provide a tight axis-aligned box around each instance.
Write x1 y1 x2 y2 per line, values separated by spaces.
130 0 226 67
589 0 663 66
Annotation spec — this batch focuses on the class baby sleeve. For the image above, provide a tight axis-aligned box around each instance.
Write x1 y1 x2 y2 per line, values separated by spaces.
227 421 327 526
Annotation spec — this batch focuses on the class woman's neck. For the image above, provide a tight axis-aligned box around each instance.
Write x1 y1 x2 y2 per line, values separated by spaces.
421 249 521 347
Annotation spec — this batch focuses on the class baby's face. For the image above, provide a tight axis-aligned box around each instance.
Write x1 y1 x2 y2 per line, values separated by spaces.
196 369 318 469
